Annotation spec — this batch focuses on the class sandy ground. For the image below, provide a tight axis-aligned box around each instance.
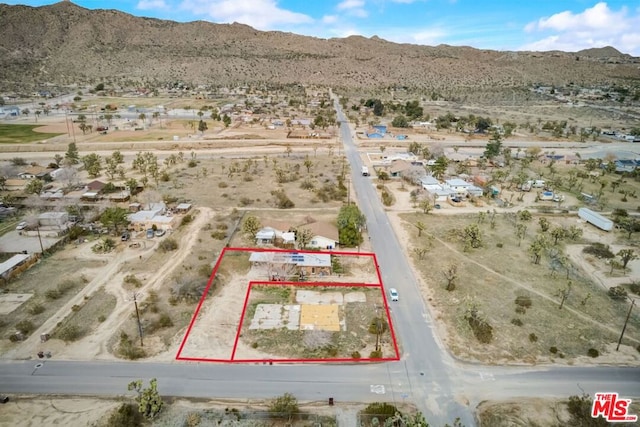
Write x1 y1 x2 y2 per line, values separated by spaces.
4 207 214 361
0 396 119 427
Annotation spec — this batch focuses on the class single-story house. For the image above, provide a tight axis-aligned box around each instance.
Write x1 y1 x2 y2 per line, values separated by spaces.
428 187 456 202
249 251 332 277
127 202 176 231
299 221 339 249
175 203 192 214
445 178 472 196
388 160 413 178
420 176 441 191
85 180 106 192
18 166 53 180
466 185 484 197
255 226 296 247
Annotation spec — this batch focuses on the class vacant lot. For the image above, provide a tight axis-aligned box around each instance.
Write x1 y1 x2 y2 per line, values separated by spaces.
395 210 640 364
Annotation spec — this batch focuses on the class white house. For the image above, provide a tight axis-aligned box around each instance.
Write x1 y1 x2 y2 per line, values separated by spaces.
430 187 456 202
466 185 484 197
308 235 338 250
445 178 472 196
420 176 441 191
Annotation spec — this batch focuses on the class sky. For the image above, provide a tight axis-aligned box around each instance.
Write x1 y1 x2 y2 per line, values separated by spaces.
4 0 640 55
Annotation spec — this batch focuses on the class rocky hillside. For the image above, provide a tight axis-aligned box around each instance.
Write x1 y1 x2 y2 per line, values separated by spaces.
0 1 638 92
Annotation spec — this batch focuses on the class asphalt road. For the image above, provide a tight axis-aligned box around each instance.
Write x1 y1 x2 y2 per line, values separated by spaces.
0 99 639 426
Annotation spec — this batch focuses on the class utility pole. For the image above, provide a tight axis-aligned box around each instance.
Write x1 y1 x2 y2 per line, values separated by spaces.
132 292 144 347
616 298 635 351
36 225 45 255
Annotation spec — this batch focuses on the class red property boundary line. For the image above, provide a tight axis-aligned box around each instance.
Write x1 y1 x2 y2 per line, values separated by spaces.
175 247 400 363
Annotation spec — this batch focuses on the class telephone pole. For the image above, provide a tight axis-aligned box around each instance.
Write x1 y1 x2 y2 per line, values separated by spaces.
616 298 635 351
132 292 144 347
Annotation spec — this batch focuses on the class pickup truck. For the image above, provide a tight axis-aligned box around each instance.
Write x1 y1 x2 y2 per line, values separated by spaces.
361 166 370 176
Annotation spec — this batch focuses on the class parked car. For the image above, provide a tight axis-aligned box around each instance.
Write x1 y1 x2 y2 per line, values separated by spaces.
121 232 130 241
389 288 399 302
146 229 154 239
15 221 27 230
0 395 9 404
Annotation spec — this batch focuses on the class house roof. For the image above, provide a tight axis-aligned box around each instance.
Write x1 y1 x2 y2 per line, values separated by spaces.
249 252 331 267
175 203 192 210
299 221 339 241
389 160 412 174
22 166 51 175
86 180 106 191
445 178 471 187
420 175 440 185
256 228 276 240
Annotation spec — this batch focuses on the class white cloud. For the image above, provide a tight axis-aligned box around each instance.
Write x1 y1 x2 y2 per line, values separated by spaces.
136 0 168 10
322 15 338 24
336 0 368 18
178 0 313 30
522 2 640 55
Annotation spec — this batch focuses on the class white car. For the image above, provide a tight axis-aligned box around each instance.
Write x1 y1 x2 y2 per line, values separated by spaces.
389 288 399 302
16 221 27 230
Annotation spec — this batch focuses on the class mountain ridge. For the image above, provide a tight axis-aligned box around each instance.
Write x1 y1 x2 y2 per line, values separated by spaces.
0 1 638 92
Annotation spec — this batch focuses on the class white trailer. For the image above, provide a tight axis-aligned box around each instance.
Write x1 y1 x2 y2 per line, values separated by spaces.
361 166 370 176
578 208 613 231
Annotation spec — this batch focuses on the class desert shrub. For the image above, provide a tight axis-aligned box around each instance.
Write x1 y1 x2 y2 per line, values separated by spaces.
68 225 87 240
629 282 640 295
529 333 538 342
511 318 523 326
171 279 207 304
381 189 394 206
28 303 45 315
98 315 106 322
124 274 142 288
300 180 314 190
496 242 503 248
369 350 383 358
211 230 226 240
268 393 299 420
515 296 532 308
608 286 628 300
251 342 258 349
583 243 615 259
361 402 399 424
566 394 607 427
92 238 115 254
10 157 27 166
515 306 526 314
518 210 532 221
587 348 599 358
105 403 143 427
466 312 493 343
159 238 178 252
271 189 295 209
238 197 254 206
185 412 202 427
16 320 34 334
71 304 81 312
218 181 228 188
181 214 193 226
158 314 173 328
56 324 83 342
216 223 228 230
198 264 212 278
45 288 62 299
550 346 558 354
117 331 146 360
351 351 361 359
188 159 197 167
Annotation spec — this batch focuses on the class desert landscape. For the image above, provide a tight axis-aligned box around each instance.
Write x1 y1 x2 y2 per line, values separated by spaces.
0 2 639 426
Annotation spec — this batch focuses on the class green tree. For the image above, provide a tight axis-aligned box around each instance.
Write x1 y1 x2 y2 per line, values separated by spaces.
551 226 567 245
242 215 262 240
483 130 502 160
82 153 102 178
529 234 548 264
337 203 365 247
419 199 432 214
617 249 638 270
100 207 130 234
430 156 448 179
463 224 483 250
538 217 550 232
127 378 163 419
65 142 80 165
222 114 232 127
198 119 208 133
414 221 425 237
296 228 313 249
303 156 313 174
25 178 44 195
392 115 409 128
